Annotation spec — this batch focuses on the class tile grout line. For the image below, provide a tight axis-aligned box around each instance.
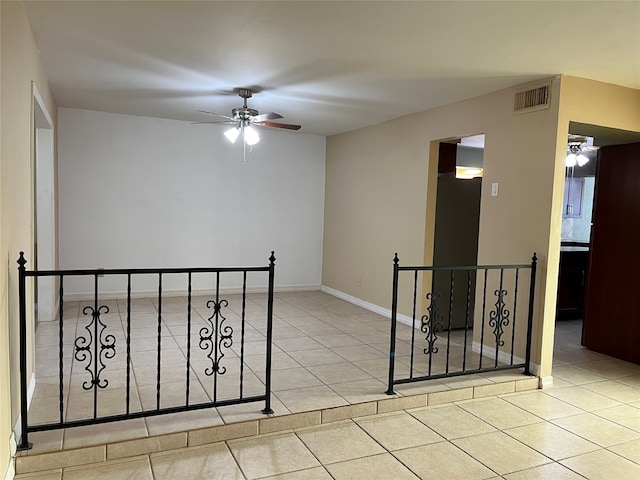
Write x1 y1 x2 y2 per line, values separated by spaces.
16 379 539 475
24 296 640 475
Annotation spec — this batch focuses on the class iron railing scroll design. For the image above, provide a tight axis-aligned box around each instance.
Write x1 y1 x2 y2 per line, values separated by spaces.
75 305 116 391
16 251 276 450
387 253 537 395
201 298 232 377
421 292 443 355
489 286 510 365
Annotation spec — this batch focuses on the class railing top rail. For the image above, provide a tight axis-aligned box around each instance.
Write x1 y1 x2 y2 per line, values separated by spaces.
396 263 533 272
23 266 271 277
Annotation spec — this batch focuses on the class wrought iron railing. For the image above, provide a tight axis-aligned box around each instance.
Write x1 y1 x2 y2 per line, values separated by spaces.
386 254 537 394
17 252 276 450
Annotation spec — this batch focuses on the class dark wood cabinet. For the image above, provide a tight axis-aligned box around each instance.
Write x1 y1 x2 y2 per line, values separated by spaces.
556 247 588 320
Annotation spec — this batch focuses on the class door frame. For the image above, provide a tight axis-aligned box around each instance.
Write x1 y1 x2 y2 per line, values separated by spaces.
554 123 640 359
32 83 56 324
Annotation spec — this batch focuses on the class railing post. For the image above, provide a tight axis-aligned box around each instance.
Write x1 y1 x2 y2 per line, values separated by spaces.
17 252 32 450
524 253 537 375
262 251 276 414
386 254 400 395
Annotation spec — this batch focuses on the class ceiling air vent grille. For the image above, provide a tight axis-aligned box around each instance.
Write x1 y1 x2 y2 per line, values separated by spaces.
513 82 551 113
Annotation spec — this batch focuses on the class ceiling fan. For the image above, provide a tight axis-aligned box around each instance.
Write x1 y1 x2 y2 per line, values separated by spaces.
194 88 301 147
565 135 599 215
566 135 598 167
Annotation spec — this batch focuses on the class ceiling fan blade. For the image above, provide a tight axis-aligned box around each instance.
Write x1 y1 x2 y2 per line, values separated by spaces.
252 112 283 122
190 120 236 125
197 110 235 121
258 121 302 131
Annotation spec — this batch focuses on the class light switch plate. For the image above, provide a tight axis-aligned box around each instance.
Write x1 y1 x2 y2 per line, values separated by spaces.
491 183 499 197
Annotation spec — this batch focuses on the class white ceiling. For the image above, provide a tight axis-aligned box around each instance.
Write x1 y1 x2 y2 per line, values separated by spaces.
24 1 640 136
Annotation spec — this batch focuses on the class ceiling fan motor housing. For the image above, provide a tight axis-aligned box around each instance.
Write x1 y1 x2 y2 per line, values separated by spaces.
233 89 257 121
194 87 301 130
568 143 582 154
232 107 258 121
238 88 253 99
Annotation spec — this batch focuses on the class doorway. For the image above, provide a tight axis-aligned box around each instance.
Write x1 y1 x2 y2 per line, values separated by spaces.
432 135 484 328
555 122 640 364
33 85 55 325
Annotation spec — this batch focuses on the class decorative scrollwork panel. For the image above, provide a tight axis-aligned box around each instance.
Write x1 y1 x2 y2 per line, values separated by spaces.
421 292 444 355
200 299 233 376
489 289 510 347
74 305 116 390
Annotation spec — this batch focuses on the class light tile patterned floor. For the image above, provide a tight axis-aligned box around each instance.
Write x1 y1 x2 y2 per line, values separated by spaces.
26 290 521 453
17 295 640 479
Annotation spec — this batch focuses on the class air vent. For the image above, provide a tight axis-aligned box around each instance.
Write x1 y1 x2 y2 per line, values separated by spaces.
513 82 551 113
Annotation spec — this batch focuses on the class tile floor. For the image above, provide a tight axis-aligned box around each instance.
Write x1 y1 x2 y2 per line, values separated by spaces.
16 293 640 479
25 290 522 453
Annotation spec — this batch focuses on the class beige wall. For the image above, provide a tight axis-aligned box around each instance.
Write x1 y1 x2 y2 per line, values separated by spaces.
1 1 56 476
323 116 431 306
324 77 562 377
323 75 640 384
538 76 640 377
0 6 6 477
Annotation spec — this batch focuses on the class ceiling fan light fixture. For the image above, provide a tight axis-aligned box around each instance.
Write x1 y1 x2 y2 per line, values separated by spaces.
224 126 240 143
455 166 483 179
565 153 577 167
565 136 595 168
576 153 589 167
244 125 260 146
198 88 300 154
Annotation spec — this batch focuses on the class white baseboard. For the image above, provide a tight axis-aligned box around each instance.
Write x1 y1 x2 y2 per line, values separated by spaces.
62 284 321 302
28 374 35 412
320 285 416 328
275 284 321 293
12 373 35 452
3 456 14 480
38 298 61 323
527 362 541 377
316 287 540 374
539 376 554 389
6 432 16 480
9 433 15 458
471 341 527 366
